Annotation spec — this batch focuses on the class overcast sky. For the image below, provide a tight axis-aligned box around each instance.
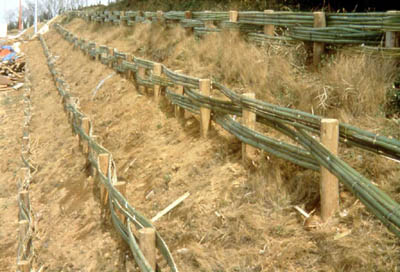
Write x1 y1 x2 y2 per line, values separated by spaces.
0 0 112 24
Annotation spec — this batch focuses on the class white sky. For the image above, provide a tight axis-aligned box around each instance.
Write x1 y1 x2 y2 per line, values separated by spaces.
0 0 112 23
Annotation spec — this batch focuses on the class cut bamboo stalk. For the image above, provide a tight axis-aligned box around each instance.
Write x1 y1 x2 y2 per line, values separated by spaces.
80 117 90 154
153 63 162 104
242 93 257 164
385 11 400 48
152 192 190 222
199 79 211 138
320 118 339 221
137 66 146 94
139 228 156 270
263 10 275 35
313 12 326 68
114 182 127 224
98 153 109 207
17 260 30 272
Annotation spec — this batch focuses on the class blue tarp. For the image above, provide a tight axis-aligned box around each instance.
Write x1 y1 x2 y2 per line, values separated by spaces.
1 45 16 62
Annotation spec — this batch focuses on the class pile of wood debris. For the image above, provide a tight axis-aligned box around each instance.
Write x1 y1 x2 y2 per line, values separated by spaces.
0 57 25 91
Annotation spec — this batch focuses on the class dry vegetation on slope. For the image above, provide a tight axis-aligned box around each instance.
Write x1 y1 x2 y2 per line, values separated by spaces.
31 17 400 271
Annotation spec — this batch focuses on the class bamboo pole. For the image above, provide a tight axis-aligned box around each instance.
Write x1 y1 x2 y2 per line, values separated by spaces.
139 228 156 270
199 79 211 138
313 12 326 68
98 153 109 207
320 118 339 221
263 10 275 35
153 63 162 104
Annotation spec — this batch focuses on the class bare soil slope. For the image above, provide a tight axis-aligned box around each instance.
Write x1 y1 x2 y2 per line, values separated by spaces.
0 88 23 271
22 40 124 271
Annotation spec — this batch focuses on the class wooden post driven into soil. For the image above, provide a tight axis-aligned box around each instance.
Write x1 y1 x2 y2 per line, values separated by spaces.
386 11 400 48
126 54 133 79
98 153 110 207
313 12 326 68
199 79 211 138
184 11 193 34
138 66 146 94
320 118 339 221
114 182 127 223
263 10 275 35
19 220 29 243
80 117 90 154
139 228 156 270
174 70 185 118
17 260 30 272
89 135 99 177
242 93 256 164
153 63 162 104
229 11 238 22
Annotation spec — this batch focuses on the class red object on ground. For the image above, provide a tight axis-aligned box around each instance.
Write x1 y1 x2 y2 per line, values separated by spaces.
0 49 11 57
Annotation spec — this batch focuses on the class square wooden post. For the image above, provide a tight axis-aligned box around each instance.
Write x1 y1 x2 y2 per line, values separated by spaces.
137 66 147 94
79 117 90 154
263 10 275 35
320 118 339 221
98 153 110 207
313 12 326 68
199 79 211 138
153 63 162 104
139 228 156 270
242 93 256 164
386 11 400 48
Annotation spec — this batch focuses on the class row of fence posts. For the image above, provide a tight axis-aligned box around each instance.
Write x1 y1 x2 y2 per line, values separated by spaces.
85 9 400 68
17 67 34 272
62 44 158 270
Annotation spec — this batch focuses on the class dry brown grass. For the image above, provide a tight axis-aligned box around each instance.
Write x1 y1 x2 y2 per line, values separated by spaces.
59 18 400 271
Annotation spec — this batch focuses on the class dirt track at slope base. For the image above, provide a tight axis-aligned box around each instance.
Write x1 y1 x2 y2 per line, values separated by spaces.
22 39 125 271
0 88 23 271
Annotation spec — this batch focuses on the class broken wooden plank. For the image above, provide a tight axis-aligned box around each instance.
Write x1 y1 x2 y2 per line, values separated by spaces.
151 192 190 222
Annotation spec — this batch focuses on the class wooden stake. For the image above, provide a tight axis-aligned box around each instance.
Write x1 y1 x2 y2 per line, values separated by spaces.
320 118 339 221
263 10 275 35
137 66 146 94
17 260 30 272
109 48 115 69
153 63 162 104
139 228 156 270
199 79 211 138
313 12 326 68
174 70 185 118
89 135 98 178
204 11 214 28
242 93 256 164
80 117 90 154
19 190 29 210
19 220 29 243
98 153 109 207
184 11 193 34
126 54 133 79
386 11 400 48
114 182 127 223
229 11 238 22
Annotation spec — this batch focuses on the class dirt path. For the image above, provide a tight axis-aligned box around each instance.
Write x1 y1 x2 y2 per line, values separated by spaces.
24 39 124 271
0 88 24 271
